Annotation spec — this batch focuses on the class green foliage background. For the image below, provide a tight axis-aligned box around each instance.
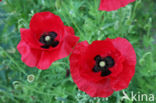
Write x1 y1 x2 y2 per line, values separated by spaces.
0 0 156 103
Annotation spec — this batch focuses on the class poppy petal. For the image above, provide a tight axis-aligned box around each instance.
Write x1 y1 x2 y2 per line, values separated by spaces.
110 37 136 91
111 37 136 65
60 26 80 54
29 12 64 38
20 28 40 49
17 40 41 67
99 0 135 11
111 64 135 91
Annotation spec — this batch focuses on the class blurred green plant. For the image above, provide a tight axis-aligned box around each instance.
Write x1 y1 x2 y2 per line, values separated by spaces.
0 0 156 103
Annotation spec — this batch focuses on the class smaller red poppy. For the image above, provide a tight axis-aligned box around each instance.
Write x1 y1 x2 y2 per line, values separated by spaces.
17 12 79 70
99 0 135 11
70 37 136 97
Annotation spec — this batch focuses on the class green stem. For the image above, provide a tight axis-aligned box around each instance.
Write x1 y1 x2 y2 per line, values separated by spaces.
116 92 120 103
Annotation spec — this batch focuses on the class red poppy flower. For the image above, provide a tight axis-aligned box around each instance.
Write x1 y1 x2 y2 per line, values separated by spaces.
17 12 79 70
99 0 135 11
70 37 136 97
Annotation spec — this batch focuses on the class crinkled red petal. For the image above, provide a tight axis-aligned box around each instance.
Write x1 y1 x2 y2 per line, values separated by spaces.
99 0 135 11
17 40 41 67
20 28 41 49
111 37 136 65
29 12 64 40
110 37 136 91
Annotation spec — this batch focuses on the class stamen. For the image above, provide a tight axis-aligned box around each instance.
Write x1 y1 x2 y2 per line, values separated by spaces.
99 61 106 67
45 36 51 42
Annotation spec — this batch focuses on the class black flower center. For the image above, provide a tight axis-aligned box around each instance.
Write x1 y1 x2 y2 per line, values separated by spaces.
39 32 59 49
92 55 115 77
